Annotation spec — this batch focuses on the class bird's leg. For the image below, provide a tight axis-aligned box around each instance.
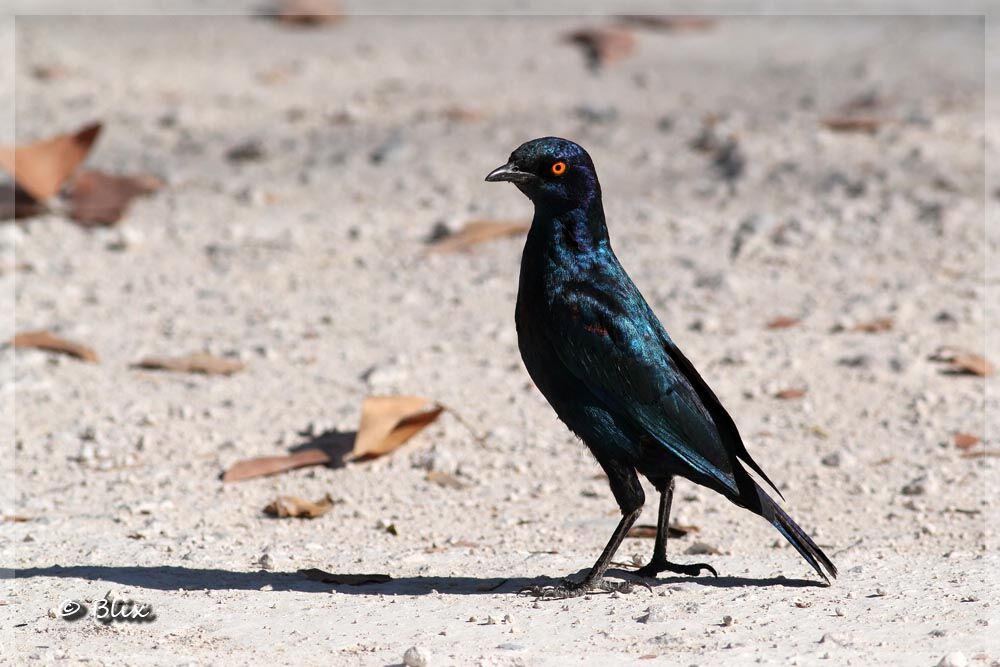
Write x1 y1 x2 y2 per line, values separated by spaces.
523 460 647 599
636 476 718 579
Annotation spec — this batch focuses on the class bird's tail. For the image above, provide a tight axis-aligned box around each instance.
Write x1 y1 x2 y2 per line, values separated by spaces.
752 481 838 583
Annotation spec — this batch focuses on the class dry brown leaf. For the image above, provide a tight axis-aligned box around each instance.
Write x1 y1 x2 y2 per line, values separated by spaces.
566 27 636 69
275 0 344 26
223 448 332 482
766 316 801 330
619 16 717 31
0 122 102 201
351 396 443 460
68 169 163 227
12 330 98 362
426 470 467 490
428 220 529 253
851 317 894 333
929 347 995 377
961 449 999 459
3 514 31 522
299 569 390 585
820 116 888 134
627 523 697 539
953 433 980 450
775 388 807 400
264 493 335 518
133 352 244 376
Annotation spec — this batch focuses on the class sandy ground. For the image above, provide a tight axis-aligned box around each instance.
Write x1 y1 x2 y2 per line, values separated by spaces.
2 7 998 667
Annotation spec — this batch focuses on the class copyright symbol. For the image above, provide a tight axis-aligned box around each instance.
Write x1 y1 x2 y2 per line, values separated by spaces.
58 600 87 621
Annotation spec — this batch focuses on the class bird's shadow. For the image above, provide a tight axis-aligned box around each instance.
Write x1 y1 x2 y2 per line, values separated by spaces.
14 565 823 595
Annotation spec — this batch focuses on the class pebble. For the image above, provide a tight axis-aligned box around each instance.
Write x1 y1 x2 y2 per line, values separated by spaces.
258 554 273 570
901 475 936 496
722 615 735 627
821 452 842 467
640 604 671 623
937 652 967 667
403 646 430 667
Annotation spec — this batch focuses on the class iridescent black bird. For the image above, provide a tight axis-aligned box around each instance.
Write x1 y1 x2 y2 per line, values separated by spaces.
486 137 836 598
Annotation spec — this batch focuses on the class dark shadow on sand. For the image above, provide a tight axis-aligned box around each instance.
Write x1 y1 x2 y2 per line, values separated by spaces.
14 565 824 595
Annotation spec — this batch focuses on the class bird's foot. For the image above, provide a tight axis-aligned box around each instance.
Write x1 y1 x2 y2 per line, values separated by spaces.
635 559 718 579
519 577 642 600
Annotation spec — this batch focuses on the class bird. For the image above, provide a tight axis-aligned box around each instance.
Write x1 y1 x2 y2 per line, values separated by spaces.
485 137 837 598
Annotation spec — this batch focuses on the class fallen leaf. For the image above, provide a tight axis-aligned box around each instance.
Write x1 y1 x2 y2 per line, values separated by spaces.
222 448 333 482
766 316 800 330
274 0 343 26
133 353 244 376
352 396 443 460
566 27 636 69
627 523 697 539
428 220 529 253
67 169 162 227
775 388 807 400
619 16 716 31
820 116 888 133
264 493 335 518
298 569 390 585
0 122 102 201
2 514 30 522
12 330 98 362
929 347 995 377
962 450 1000 459
953 433 979 450
851 317 894 333
426 470 468 490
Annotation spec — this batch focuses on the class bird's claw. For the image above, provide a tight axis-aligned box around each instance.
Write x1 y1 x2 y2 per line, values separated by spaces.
635 560 718 579
518 577 642 600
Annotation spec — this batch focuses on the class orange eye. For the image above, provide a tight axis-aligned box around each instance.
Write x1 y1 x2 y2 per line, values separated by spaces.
551 161 567 176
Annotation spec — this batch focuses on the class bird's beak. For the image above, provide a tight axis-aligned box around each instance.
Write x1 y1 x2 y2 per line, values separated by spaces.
485 162 533 184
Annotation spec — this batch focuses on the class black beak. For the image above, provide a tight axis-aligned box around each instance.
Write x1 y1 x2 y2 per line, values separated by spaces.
485 162 534 184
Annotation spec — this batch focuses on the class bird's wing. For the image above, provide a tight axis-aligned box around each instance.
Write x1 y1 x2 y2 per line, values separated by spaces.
547 273 741 496
661 338 784 499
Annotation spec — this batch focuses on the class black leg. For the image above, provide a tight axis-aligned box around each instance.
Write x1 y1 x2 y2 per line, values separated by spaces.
524 458 646 599
636 476 718 579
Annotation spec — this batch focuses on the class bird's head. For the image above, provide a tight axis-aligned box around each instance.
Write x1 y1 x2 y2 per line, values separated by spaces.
485 137 600 210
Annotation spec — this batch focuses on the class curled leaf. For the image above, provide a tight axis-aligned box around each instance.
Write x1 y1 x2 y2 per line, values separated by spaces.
851 317 894 333
929 347 994 377
12 330 98 362
775 388 807 400
352 396 443 460
0 122 102 201
133 353 244 376
68 169 162 227
222 448 333 482
274 0 344 26
820 116 888 134
566 27 636 69
627 523 696 539
428 220 529 253
953 433 980 450
264 493 335 519
766 316 800 330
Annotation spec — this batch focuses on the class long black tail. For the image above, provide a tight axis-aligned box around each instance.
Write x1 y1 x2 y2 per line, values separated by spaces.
752 481 838 583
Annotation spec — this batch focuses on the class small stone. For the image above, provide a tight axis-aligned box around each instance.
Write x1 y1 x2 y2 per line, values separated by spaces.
486 615 498 625
821 452 842 467
901 475 936 496
402 646 430 667
937 652 967 667
258 554 273 570
722 615 734 626
502 614 514 624
640 604 671 623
